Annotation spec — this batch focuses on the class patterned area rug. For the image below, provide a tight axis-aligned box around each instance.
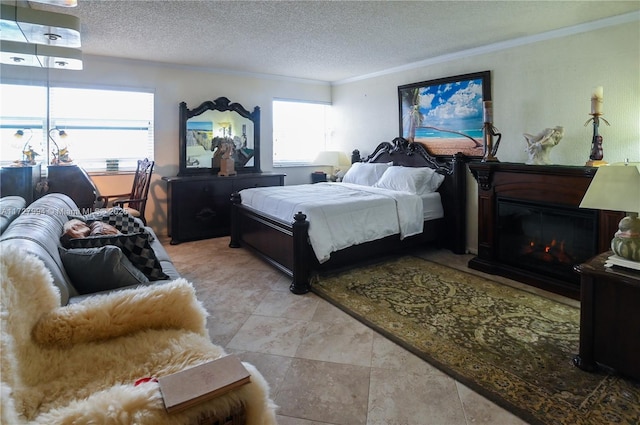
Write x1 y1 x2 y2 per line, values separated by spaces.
311 256 640 425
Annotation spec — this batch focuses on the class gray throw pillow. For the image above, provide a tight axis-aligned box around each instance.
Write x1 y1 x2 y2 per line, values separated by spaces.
66 232 169 281
59 246 150 295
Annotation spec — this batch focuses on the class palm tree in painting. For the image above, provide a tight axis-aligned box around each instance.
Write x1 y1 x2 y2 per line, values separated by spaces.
402 88 421 142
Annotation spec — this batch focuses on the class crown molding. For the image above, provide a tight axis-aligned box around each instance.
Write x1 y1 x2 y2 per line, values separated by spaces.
333 11 640 86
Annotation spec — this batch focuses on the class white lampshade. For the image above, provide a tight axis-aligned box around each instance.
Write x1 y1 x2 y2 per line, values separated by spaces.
579 163 640 214
314 151 350 167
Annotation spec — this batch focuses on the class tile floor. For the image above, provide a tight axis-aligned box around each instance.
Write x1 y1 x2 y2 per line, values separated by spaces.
163 236 564 425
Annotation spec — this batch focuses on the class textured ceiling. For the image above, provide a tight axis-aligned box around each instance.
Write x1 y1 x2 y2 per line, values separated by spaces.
29 0 640 83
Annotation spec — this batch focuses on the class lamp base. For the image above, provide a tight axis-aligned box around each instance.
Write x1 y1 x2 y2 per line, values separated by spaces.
585 159 608 167
611 216 640 262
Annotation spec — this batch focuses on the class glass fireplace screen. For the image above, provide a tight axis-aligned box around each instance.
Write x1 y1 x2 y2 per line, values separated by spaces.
497 198 598 283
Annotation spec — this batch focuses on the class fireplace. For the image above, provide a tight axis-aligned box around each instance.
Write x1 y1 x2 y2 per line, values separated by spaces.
468 162 624 299
497 198 598 285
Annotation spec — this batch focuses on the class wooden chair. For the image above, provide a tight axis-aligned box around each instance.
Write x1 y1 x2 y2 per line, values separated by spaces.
97 158 154 224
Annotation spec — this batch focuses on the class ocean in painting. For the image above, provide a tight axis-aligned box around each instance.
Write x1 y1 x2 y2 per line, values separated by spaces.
414 127 483 139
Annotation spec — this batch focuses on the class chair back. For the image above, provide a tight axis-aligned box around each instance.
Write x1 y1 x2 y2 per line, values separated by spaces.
129 158 154 218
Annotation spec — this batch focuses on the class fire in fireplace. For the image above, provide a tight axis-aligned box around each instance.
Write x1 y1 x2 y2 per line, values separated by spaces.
497 198 598 284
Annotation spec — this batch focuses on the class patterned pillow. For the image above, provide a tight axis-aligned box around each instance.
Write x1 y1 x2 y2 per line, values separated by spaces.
67 232 168 281
70 207 151 239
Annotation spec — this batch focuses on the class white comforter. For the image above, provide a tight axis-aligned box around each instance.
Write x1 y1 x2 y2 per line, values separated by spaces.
239 182 425 263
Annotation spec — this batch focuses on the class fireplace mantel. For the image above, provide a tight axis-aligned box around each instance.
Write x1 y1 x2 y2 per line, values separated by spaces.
468 162 624 299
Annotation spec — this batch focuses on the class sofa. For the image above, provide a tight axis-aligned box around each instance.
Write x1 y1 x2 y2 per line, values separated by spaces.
0 193 278 423
0 246 277 424
0 195 26 234
0 193 179 305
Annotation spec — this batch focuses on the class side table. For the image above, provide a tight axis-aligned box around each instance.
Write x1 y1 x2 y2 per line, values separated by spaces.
573 251 640 380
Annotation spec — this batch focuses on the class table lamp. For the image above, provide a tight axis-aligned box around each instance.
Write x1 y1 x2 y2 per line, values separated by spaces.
14 128 37 165
579 162 640 269
314 151 350 181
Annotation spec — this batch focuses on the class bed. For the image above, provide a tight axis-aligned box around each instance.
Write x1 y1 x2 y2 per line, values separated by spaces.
229 137 467 294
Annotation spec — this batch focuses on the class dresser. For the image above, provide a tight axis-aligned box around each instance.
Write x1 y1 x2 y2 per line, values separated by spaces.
0 164 41 204
163 173 285 244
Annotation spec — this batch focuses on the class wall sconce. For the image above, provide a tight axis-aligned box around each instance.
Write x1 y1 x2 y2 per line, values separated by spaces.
580 162 640 269
14 128 39 165
49 127 72 165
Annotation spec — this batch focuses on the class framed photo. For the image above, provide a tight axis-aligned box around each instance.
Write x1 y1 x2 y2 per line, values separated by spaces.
398 71 491 157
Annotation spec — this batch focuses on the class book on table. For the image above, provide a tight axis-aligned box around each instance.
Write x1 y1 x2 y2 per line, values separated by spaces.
158 355 251 414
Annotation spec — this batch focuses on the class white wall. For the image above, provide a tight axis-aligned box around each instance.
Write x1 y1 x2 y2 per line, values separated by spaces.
331 21 640 253
1 59 332 235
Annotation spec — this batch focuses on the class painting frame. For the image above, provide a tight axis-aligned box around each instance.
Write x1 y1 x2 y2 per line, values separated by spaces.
398 71 491 157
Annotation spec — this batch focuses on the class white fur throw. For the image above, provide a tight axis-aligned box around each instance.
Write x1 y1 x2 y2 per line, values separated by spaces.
32 279 207 346
1 246 277 424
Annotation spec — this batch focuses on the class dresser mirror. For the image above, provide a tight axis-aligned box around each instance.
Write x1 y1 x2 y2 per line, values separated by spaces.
178 97 261 176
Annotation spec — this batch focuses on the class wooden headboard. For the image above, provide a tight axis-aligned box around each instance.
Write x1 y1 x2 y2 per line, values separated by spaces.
362 137 467 254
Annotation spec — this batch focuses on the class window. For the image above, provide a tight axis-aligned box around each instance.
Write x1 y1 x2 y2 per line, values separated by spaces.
0 83 154 172
272 99 331 166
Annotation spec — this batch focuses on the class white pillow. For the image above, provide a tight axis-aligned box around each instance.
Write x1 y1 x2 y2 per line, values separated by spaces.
373 166 445 194
341 162 393 186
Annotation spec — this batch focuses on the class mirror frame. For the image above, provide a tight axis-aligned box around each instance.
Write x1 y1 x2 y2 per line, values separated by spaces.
178 96 261 176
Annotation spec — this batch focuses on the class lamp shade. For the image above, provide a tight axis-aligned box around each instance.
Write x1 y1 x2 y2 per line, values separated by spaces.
314 151 350 167
580 163 640 214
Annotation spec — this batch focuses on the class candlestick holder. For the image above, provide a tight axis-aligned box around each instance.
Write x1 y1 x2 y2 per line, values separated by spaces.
482 122 502 162
584 113 610 167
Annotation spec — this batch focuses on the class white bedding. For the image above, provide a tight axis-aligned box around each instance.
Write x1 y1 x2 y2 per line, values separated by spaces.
239 182 443 263
421 192 444 220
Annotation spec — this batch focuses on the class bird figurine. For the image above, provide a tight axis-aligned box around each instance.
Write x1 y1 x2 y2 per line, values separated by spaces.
523 126 564 165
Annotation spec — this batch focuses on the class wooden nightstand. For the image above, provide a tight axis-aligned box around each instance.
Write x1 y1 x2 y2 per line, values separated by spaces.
573 252 640 380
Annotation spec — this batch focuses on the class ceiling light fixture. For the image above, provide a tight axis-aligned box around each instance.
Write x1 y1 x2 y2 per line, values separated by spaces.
0 4 81 47
29 0 78 7
0 0 82 70
0 40 82 69
0 2 82 69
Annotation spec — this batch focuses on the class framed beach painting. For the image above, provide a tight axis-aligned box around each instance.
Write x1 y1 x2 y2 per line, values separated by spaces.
398 71 491 157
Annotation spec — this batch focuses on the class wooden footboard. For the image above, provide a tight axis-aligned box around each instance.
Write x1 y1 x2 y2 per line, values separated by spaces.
230 196 312 293
230 137 468 294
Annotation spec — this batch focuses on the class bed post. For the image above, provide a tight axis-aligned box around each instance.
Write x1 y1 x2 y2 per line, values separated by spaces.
229 192 241 248
448 153 467 254
290 211 311 294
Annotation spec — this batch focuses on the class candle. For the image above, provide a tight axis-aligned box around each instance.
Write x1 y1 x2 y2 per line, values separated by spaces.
591 86 603 115
483 101 493 123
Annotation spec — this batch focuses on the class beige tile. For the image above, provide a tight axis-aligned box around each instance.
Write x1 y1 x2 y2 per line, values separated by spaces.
205 310 250 346
254 291 320 321
456 382 530 425
229 351 294 398
311 297 358 323
371 334 447 378
276 416 332 425
368 368 465 425
227 315 308 356
275 358 370 425
197 282 269 315
295 320 374 367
